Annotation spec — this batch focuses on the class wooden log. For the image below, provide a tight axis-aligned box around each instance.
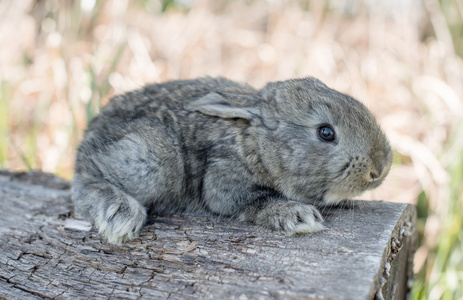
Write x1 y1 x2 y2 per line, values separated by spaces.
0 170 416 299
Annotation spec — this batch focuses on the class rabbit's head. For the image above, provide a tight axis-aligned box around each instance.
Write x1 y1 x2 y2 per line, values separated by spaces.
185 77 393 205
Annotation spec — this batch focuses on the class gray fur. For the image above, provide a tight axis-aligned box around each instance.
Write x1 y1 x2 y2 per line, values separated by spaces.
72 77 393 243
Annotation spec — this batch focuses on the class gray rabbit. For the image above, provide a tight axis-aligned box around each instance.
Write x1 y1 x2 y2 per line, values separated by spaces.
72 77 393 244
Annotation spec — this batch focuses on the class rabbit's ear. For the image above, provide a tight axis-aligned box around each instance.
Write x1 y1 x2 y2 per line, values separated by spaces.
184 93 259 120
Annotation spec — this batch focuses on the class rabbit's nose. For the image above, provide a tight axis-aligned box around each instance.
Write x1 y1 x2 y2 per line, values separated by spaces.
368 170 379 182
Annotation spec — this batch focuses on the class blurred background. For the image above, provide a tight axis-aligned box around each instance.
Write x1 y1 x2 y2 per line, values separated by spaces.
0 0 462 298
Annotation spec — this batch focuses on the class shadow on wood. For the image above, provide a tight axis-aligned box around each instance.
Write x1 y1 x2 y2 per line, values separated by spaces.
0 170 416 299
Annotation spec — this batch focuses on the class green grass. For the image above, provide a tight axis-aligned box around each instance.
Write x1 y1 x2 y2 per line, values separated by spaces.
411 103 463 297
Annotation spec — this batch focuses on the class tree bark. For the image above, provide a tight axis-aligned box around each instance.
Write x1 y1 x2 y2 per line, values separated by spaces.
0 170 416 300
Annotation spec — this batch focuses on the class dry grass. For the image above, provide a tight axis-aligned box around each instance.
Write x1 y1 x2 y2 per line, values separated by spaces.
1 0 462 298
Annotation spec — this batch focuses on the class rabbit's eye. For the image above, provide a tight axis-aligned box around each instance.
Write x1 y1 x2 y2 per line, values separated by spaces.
318 125 336 142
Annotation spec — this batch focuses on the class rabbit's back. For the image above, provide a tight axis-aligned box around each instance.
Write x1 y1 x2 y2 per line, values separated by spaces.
94 77 256 125
79 77 257 163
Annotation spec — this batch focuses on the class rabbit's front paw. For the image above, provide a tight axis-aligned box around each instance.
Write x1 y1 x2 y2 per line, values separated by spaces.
256 201 324 235
95 198 147 244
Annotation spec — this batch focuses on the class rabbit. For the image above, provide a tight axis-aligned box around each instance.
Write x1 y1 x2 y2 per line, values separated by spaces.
72 77 393 244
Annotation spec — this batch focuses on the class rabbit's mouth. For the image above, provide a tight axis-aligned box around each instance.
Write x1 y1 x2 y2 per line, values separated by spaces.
321 180 370 205
366 176 386 190
322 171 388 205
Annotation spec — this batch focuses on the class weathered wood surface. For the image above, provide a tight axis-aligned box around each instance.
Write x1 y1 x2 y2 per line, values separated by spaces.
0 170 416 300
